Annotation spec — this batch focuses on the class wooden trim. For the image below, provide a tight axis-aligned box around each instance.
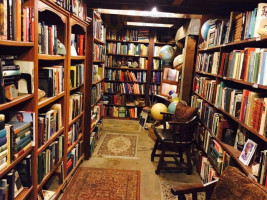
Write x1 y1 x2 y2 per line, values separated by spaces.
106 53 149 58
0 94 34 111
0 40 34 47
67 134 83 154
38 92 65 109
14 186 33 200
106 67 147 71
69 112 84 127
94 37 105 45
38 54 66 60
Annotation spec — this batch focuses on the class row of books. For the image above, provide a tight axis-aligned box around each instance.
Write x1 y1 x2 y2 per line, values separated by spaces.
151 72 162 84
67 141 82 175
105 55 147 69
93 43 105 61
38 22 58 55
38 104 62 148
91 102 104 129
39 65 64 98
153 46 162 57
198 153 219 183
153 59 164 70
104 82 145 95
70 64 84 89
91 83 103 105
105 69 146 82
69 92 84 122
196 52 220 74
193 76 216 103
150 85 160 95
37 134 64 184
103 106 139 119
258 150 267 186
216 84 267 136
92 64 104 83
103 94 126 106
107 42 149 56
90 120 103 153
68 118 81 148
205 3 266 47
0 1 34 42
106 29 149 42
53 0 87 20
93 18 106 42
220 48 267 85
0 57 34 103
70 34 85 56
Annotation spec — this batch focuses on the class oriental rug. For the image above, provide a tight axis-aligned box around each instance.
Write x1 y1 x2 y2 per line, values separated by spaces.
97 133 138 158
62 168 140 200
160 181 206 200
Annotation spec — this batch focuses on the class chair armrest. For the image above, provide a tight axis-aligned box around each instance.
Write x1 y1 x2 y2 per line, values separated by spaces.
171 180 218 196
160 112 174 116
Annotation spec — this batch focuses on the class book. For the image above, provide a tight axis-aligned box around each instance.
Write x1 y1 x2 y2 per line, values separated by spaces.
254 3 267 37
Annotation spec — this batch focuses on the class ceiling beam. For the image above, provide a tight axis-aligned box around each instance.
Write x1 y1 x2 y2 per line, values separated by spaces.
172 0 184 6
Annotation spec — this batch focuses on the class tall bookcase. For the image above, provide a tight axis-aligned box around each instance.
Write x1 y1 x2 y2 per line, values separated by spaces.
191 11 267 184
0 0 90 199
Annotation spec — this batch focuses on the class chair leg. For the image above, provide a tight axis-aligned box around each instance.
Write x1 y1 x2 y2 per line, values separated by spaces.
179 149 184 163
151 140 159 162
185 146 193 175
155 144 166 174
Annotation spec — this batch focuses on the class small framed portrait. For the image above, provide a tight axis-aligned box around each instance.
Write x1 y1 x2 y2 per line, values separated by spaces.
239 139 258 166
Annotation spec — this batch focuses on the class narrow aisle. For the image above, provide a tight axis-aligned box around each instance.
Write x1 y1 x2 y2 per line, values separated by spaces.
81 119 201 200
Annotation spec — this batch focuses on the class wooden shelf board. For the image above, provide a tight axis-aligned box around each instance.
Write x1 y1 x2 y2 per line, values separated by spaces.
106 53 148 58
69 112 84 127
104 92 145 96
105 80 146 84
70 84 84 91
150 82 161 85
106 39 149 44
151 69 162 71
70 56 85 60
92 78 104 85
154 41 175 45
106 67 147 71
91 95 103 108
94 38 105 45
0 40 34 47
37 157 64 191
194 92 267 142
0 94 34 111
0 147 33 178
152 56 160 58
198 45 221 52
195 71 217 77
38 92 65 109
65 154 84 182
90 119 101 133
67 134 83 154
38 54 66 60
15 186 33 200
37 127 65 155
70 13 89 26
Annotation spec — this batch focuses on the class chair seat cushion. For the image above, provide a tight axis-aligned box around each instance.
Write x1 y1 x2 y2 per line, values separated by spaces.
173 102 198 122
154 128 192 144
211 166 267 200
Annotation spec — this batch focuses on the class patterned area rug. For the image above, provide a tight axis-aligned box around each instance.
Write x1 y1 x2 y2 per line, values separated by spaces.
103 119 141 132
97 133 138 158
160 181 206 200
62 168 140 200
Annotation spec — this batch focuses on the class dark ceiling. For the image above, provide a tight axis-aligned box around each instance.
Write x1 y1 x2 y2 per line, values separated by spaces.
88 0 264 15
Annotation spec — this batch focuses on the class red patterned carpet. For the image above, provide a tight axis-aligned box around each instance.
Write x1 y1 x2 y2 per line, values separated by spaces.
62 167 140 200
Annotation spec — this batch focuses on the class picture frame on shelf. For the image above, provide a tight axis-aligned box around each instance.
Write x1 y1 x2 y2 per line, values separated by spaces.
239 139 258 166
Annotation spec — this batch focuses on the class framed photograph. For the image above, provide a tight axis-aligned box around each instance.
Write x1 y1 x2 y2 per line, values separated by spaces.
239 139 257 166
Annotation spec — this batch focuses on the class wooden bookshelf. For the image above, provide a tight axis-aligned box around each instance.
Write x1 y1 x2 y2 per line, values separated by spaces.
106 67 147 71
15 186 33 200
106 53 149 58
92 78 105 85
0 40 34 47
67 134 83 154
38 92 65 109
104 92 145 96
192 14 267 185
38 54 66 60
106 39 149 44
94 37 105 45
70 56 86 60
105 80 146 84
69 112 84 127
93 60 105 63
91 95 104 108
0 94 34 111
104 104 145 108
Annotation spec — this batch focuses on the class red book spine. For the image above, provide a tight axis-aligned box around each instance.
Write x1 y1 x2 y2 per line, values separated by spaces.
49 26 53 55
240 90 249 122
79 35 84 56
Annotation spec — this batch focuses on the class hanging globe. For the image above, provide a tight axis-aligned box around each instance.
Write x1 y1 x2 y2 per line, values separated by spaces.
159 45 175 62
173 54 183 69
168 102 177 113
201 19 212 41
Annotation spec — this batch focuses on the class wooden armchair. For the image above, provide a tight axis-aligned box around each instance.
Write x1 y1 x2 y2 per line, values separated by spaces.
170 166 267 200
151 111 198 175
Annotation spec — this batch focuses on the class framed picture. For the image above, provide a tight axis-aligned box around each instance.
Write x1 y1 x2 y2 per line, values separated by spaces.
239 139 257 166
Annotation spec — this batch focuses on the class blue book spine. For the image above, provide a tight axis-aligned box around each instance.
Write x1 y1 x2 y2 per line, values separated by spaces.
0 136 7 146
248 52 255 83
0 129 6 139
259 52 267 85
250 8 257 38
16 134 31 147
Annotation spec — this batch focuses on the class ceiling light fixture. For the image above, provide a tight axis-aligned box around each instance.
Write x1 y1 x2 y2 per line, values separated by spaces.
126 22 173 28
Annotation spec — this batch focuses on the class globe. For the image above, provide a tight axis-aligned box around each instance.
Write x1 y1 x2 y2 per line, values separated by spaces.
172 97 180 103
151 103 168 121
168 102 177 113
159 45 175 62
201 19 212 41
173 54 183 68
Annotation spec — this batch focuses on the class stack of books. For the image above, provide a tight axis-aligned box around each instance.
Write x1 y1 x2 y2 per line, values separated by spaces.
0 114 8 171
70 64 84 88
67 141 82 175
69 92 84 121
68 118 81 147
